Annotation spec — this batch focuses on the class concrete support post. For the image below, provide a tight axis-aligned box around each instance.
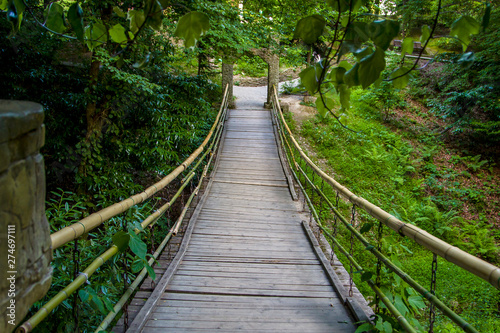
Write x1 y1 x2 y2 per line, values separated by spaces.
0 101 52 332
222 61 235 109
266 53 280 108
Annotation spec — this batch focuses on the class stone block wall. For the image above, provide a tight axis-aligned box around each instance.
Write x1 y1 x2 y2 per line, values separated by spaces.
0 101 52 332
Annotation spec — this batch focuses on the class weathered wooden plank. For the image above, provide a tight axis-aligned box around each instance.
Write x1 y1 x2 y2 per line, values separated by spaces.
212 179 289 187
142 327 352 333
158 293 338 304
156 296 338 307
149 309 349 323
180 257 320 265
187 235 311 245
184 250 317 260
174 269 329 280
169 274 332 287
165 285 338 298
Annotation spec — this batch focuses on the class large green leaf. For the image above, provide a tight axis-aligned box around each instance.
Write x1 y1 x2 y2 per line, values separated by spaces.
174 11 210 48
391 67 411 89
1 0 8 11
112 231 130 252
361 271 373 282
339 21 369 56
408 295 426 310
394 294 409 317
293 15 325 44
68 3 84 42
145 263 156 280
113 6 126 18
338 84 351 110
326 0 364 13
7 0 26 32
353 46 372 60
85 22 108 51
128 9 145 35
401 37 413 56
131 258 145 273
360 222 373 234
450 15 480 51
109 23 128 44
368 20 400 50
328 66 347 88
315 96 335 118
344 63 360 87
148 11 163 31
420 25 430 44
129 233 147 259
299 64 325 95
46 3 65 34
482 3 491 31
338 60 352 71
144 0 163 30
358 47 386 89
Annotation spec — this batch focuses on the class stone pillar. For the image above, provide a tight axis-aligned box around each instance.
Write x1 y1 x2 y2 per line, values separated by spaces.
0 101 52 332
222 61 235 109
266 53 279 108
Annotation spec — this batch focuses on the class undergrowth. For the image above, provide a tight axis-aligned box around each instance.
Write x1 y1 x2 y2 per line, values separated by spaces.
287 82 500 332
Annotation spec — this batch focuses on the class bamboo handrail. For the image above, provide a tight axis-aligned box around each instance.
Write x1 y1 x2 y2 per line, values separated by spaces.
272 85 500 290
289 161 416 332
18 168 200 332
50 84 230 250
18 85 230 332
294 162 478 333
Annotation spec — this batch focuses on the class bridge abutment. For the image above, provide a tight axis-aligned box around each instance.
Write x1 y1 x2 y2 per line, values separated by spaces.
0 101 52 332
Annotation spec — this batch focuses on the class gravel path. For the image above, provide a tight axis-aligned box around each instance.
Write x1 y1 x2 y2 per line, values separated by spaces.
233 79 301 109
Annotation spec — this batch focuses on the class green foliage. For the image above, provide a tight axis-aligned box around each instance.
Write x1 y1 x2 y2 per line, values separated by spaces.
294 79 499 329
293 15 325 44
34 189 170 332
46 3 65 34
450 15 481 51
235 55 268 77
408 9 500 145
174 11 210 49
68 3 84 42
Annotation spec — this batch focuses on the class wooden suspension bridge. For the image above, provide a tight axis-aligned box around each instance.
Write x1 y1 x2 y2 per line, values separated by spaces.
122 92 368 332
14 85 500 333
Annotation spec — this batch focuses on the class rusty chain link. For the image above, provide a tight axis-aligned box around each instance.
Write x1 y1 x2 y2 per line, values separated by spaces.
429 253 438 332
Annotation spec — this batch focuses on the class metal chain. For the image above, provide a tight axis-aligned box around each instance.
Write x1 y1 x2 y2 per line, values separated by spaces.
330 191 340 259
349 204 356 297
150 225 156 255
311 170 316 205
123 256 129 330
318 179 325 209
429 253 438 332
121 217 129 330
302 160 307 210
375 220 383 313
72 239 80 332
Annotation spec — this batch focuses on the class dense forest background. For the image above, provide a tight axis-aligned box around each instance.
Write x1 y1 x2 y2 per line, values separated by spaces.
1 0 498 332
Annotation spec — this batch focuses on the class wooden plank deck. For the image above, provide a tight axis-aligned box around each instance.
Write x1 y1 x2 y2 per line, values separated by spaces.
126 107 358 332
